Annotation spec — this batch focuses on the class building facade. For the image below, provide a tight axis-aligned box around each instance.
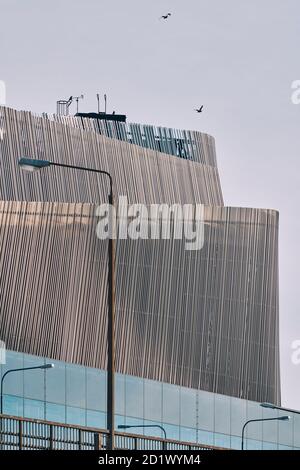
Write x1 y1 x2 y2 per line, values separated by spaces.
0 106 280 425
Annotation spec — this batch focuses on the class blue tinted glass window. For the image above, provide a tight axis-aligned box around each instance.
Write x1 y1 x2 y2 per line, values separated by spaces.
214 432 231 449
2 351 24 397
23 354 45 401
66 364 86 408
66 406 86 426
197 391 214 430
46 360 66 405
180 426 196 444
246 400 263 440
293 414 300 448
214 394 230 434
230 397 247 437
197 429 214 446
262 440 278 450
144 379 162 422
86 368 106 412
125 376 143 418
46 402 66 423
3 395 23 417
262 407 278 443
162 383 179 425
180 387 196 429
116 373 125 416
124 417 145 435
87 410 106 429
162 423 179 441
24 398 45 420
278 414 293 447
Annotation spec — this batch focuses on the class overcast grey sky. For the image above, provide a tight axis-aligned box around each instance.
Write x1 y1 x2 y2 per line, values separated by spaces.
1 0 300 409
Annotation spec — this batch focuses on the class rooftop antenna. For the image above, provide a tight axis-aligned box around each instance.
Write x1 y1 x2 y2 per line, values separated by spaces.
56 96 73 116
73 94 84 113
104 94 107 114
96 93 100 113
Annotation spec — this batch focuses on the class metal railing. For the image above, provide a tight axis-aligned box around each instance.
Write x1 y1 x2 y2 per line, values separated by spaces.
0 414 221 450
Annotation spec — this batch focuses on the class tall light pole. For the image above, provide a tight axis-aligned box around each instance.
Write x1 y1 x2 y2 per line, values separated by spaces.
241 416 290 450
118 425 167 450
18 157 116 450
1 363 54 414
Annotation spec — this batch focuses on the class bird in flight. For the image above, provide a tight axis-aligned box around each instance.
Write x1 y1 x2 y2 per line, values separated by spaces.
160 13 171 20
195 106 204 113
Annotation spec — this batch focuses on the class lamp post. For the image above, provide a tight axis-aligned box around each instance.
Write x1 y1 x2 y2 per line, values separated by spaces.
1 363 54 415
118 425 167 450
0 363 54 449
18 157 116 450
241 416 290 450
261 402 300 416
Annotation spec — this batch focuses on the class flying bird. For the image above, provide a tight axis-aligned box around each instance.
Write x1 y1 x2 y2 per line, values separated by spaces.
195 106 204 113
160 13 171 20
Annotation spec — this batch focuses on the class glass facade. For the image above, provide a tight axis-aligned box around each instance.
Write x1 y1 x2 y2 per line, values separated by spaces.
0 350 298 450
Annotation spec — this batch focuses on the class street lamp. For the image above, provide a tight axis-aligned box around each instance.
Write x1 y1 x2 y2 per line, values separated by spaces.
118 424 167 450
1 363 54 414
241 416 290 450
19 157 116 450
261 402 300 416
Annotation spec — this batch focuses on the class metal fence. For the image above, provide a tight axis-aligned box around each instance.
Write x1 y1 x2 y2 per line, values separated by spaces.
0 414 220 450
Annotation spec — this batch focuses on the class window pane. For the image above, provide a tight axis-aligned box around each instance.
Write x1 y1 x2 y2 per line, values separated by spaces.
214 394 230 434
197 390 214 430
144 379 162 422
46 360 66 405
66 406 86 426
116 373 125 415
197 429 214 446
125 376 143 418
2 351 24 397
24 354 45 401
24 398 45 420
230 397 247 437
87 410 106 429
162 422 179 440
3 395 23 417
214 432 231 449
162 383 179 425
180 426 197 444
293 414 300 448
46 403 66 423
66 364 86 408
262 407 278 443
87 368 106 412
180 387 196 428
247 400 263 440
278 414 293 447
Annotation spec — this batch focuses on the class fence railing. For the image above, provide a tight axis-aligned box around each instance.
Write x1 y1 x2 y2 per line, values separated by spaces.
0 414 221 450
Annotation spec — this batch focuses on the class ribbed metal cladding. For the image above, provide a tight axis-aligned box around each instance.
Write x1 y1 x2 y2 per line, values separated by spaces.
0 202 280 404
0 107 280 404
0 107 223 206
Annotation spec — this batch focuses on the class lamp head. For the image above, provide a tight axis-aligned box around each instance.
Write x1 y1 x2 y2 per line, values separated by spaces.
19 157 51 172
279 416 290 421
41 363 55 369
260 402 276 409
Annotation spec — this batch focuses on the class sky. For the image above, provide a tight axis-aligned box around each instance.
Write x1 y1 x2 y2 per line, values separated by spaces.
0 0 300 409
